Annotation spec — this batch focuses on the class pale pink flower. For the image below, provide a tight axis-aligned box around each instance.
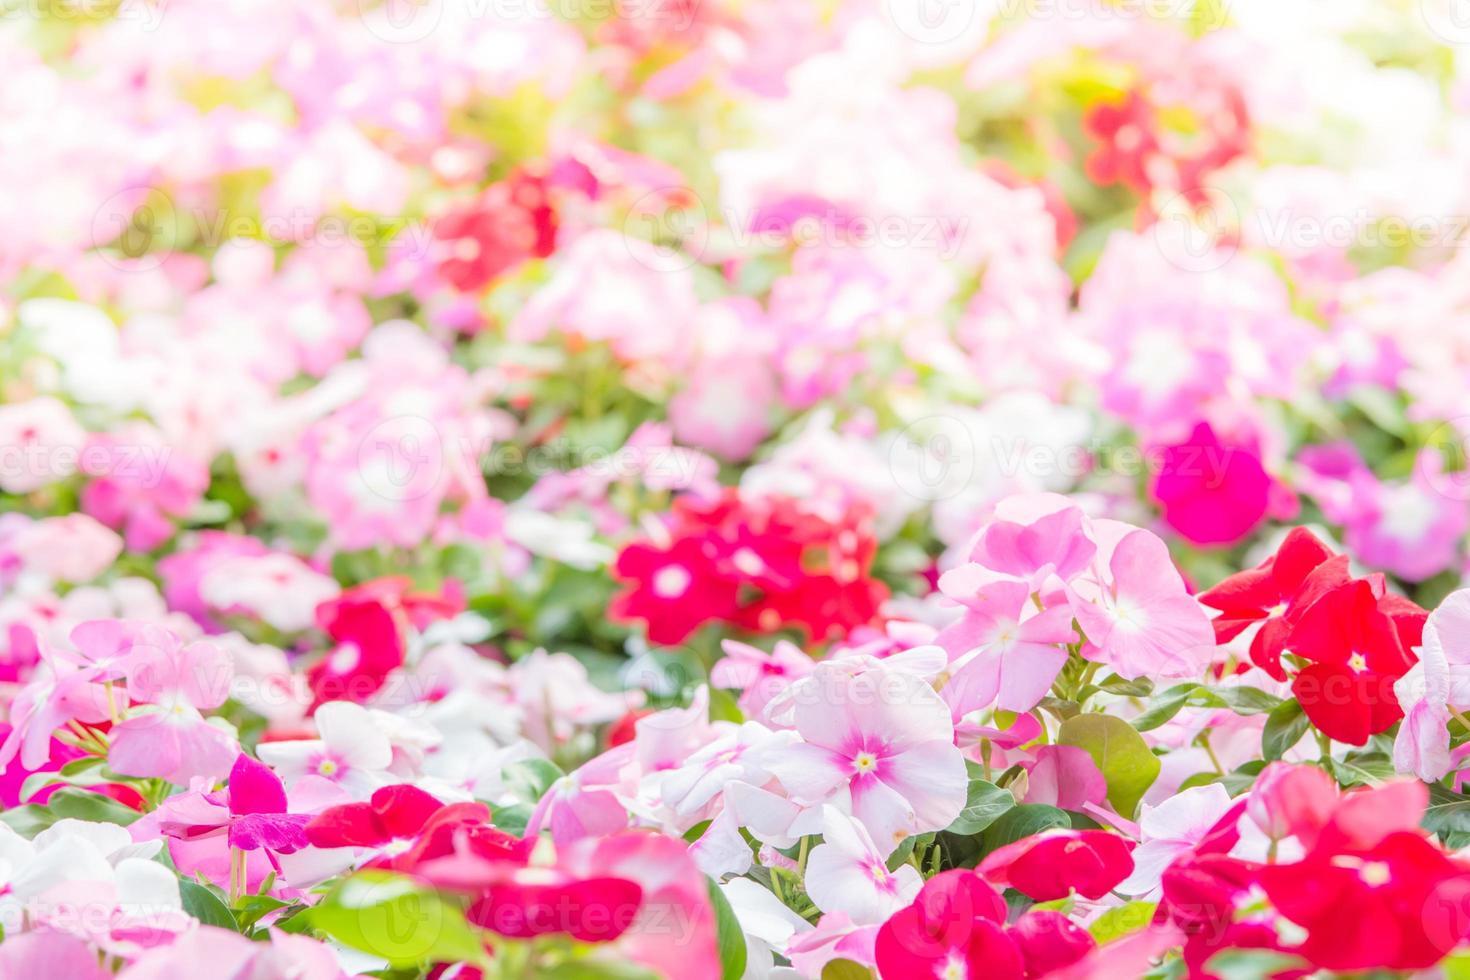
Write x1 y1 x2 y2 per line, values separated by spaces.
711 639 816 719
7 515 121 584
0 397 87 494
1394 590 1470 781
804 806 922 925
1069 529 1216 680
198 552 340 634
935 577 1078 716
108 634 238 786
1117 784 1236 898
256 701 393 798
766 661 965 853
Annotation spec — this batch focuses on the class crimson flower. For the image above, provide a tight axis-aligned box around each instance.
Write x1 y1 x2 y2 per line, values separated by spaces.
1198 527 1342 680
306 592 404 707
1287 577 1424 745
305 783 446 859
874 870 1094 980
978 830 1135 901
433 167 557 292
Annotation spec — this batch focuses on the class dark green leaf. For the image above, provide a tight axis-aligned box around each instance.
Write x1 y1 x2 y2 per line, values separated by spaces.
946 764 1016 836
706 877 748 980
981 804 1070 851
1132 684 1198 732
1261 700 1309 762
180 879 238 931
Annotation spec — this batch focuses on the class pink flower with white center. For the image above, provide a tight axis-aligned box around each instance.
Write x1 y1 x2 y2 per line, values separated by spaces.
1069 529 1216 681
668 354 776 461
805 806 922 925
1345 451 1470 583
0 658 110 774
766 660 966 854
256 700 393 799
935 577 1078 717
108 633 238 787
710 638 815 719
0 396 87 494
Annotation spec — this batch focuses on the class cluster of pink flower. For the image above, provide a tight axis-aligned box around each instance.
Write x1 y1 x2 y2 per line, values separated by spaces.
5 0 1470 978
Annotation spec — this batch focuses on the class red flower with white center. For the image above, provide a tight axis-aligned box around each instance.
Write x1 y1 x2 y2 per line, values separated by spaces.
1287 578 1421 745
306 593 404 708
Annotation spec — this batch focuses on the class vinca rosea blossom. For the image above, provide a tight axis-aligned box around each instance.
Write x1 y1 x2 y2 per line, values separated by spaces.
5 1 1470 978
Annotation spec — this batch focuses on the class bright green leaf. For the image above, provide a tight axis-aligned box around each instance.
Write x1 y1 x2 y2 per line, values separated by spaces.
706 877 748 980
946 763 1016 836
307 872 489 969
1058 713 1160 818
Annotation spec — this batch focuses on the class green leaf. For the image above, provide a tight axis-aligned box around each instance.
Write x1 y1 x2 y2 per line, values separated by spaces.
1261 700 1309 762
1425 783 1470 836
0 804 54 837
180 879 238 931
1132 684 1198 732
46 787 141 825
980 804 1070 851
1090 901 1156 945
1207 687 1282 715
501 758 564 804
946 763 1016 836
821 960 875 980
306 872 489 969
1058 713 1161 818
706 877 748 980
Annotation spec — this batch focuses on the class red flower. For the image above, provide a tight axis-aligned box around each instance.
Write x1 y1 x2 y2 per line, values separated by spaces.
377 801 532 891
306 594 403 708
978 830 1135 901
433 167 557 292
1198 527 1341 680
1288 578 1420 745
306 783 445 853
1258 830 1470 971
874 870 1094 980
609 491 887 645
468 876 643 943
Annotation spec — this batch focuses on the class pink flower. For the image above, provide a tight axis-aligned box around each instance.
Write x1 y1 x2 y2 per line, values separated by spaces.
108 632 238 786
766 661 966 853
710 638 815 719
0 396 86 494
80 424 209 553
1069 529 1216 680
935 577 1078 716
1150 421 1273 547
805 806 922 925
6 515 121 584
1022 745 1107 811
669 354 775 461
